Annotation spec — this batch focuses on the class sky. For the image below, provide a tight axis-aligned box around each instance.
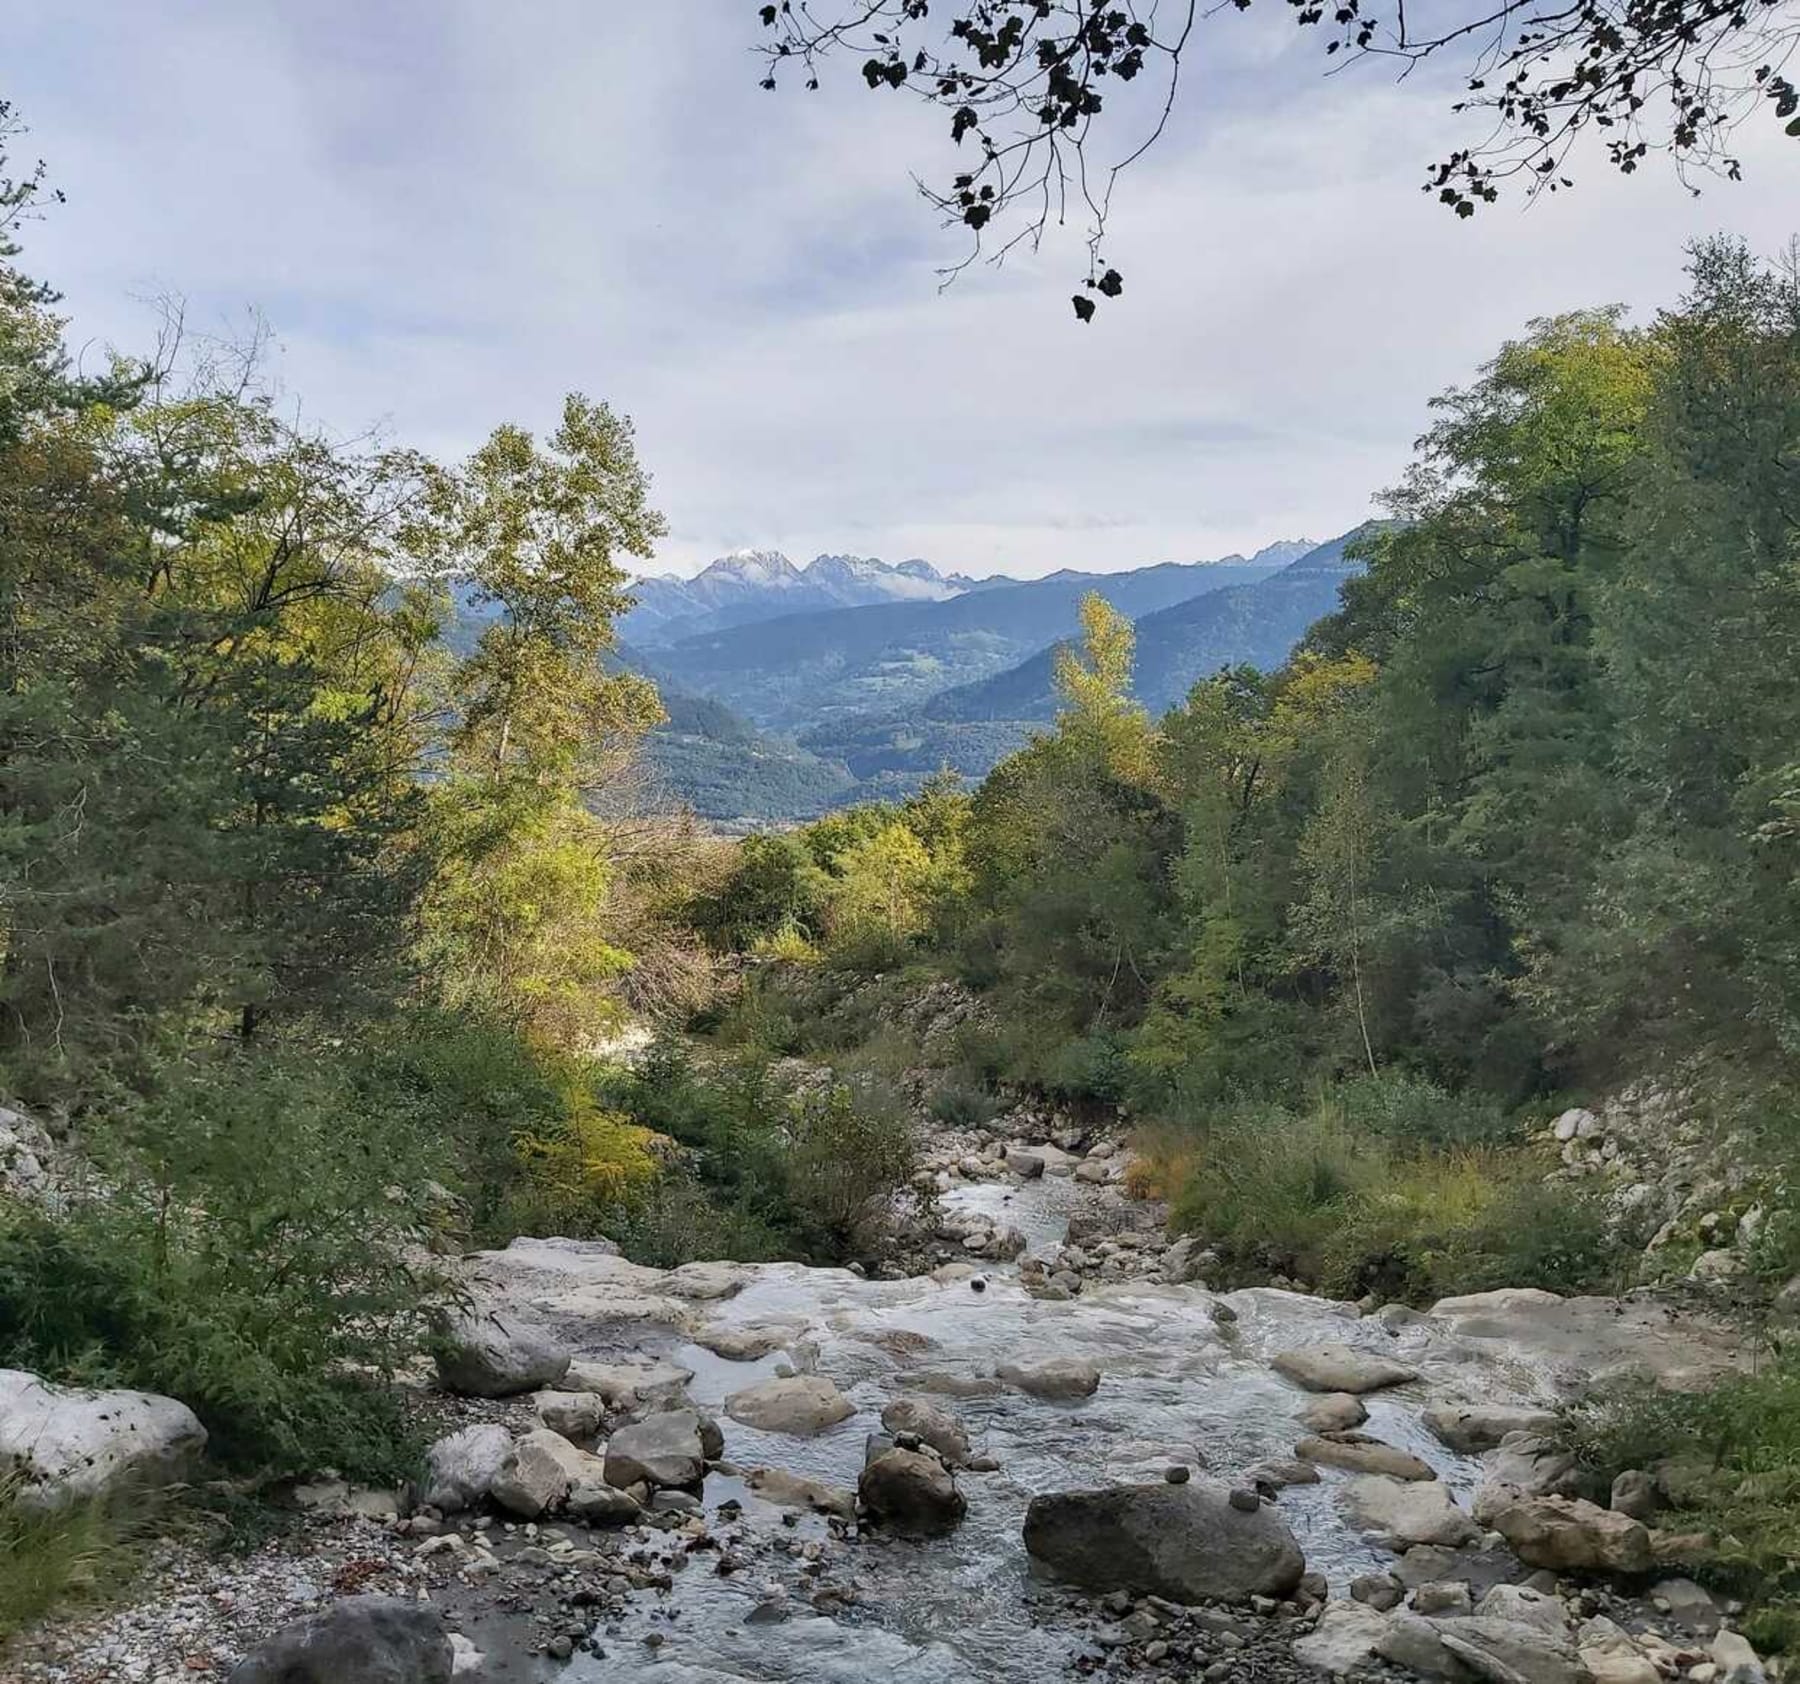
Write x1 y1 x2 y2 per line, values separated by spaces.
8 1 1799 580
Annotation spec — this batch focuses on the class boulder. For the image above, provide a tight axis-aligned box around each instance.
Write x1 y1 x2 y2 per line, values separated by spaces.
603 1408 708 1490
566 1479 642 1524
1293 1600 1393 1675
1711 1628 1768 1684
858 1447 966 1533
1480 1493 1652 1575
564 1356 693 1407
0 1369 206 1510
1478 1432 1578 1500
533 1389 604 1444
1299 1392 1369 1434
1649 1576 1719 1633
880 1397 970 1467
1436 1615 1585 1684
227 1596 452 1684
1376 1612 1469 1679
422 1423 512 1514
1412 1582 1474 1616
1022 1481 1306 1604
1272 1343 1419 1395
1340 1475 1479 1548
996 1356 1102 1400
489 1428 597 1518
1296 1432 1436 1481
1609 1468 1657 1523
744 1466 857 1520
433 1307 569 1398
1475 1584 1568 1637
725 1375 855 1436
1005 1149 1045 1179
1351 1573 1405 1611
1422 1403 1559 1454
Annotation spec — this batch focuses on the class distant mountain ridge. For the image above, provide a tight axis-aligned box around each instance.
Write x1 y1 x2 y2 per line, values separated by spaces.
642 540 1312 731
621 549 980 645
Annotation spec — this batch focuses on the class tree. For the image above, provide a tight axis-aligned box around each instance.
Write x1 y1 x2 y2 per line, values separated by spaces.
751 0 1800 311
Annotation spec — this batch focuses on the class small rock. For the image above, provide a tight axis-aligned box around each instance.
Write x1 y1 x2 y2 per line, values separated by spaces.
995 1357 1101 1399
725 1375 855 1435
1298 1393 1369 1434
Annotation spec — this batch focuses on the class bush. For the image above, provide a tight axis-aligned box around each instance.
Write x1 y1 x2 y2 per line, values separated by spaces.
0 1049 450 1478
928 1081 1000 1130
1334 1070 1513 1148
1563 1353 1800 1652
1168 1085 1625 1301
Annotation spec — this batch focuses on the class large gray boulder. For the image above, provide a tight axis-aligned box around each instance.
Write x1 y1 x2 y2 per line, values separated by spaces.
227 1596 452 1684
0 1369 206 1510
859 1447 966 1533
880 1397 970 1466
1293 1600 1394 1675
422 1423 512 1514
604 1408 708 1490
1023 1481 1305 1603
1273 1343 1418 1394
725 1375 855 1435
433 1307 569 1398
488 1428 598 1518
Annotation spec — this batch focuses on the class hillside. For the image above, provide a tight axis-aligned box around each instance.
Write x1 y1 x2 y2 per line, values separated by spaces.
646 546 1304 730
927 529 1366 724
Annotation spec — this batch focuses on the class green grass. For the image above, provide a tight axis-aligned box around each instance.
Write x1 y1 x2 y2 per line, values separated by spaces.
0 1471 140 1646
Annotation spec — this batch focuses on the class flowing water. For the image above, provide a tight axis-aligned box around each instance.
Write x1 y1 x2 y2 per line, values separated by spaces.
459 1177 1735 1684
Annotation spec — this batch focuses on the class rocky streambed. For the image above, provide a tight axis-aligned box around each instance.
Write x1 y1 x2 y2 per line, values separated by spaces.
9 1163 1771 1684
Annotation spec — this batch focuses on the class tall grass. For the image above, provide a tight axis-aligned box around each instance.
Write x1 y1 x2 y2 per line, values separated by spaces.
0 1472 137 1645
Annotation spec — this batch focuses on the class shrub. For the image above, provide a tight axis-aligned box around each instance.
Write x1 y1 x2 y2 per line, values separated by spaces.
0 1049 449 1478
928 1081 1000 1130
1563 1353 1800 1652
1334 1070 1513 1148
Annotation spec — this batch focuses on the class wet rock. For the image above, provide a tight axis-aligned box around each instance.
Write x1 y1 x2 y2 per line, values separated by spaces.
1422 1403 1559 1454
433 1306 570 1398
490 1427 597 1518
996 1356 1102 1399
1022 1481 1306 1603
744 1466 857 1520
1296 1432 1436 1480
694 1325 792 1361
1299 1392 1369 1434
859 1447 966 1533
1228 1487 1262 1512
725 1375 855 1435
1341 1475 1479 1548
1479 1493 1653 1574
0 1369 207 1509
227 1595 452 1684
1293 1600 1392 1674
603 1408 708 1490
1271 1342 1419 1394
880 1397 971 1467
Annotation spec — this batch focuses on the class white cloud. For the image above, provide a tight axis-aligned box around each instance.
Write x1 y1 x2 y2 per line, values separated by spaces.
11 0 1798 576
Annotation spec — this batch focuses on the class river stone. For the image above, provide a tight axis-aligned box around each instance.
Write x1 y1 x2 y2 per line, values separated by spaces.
859 1447 967 1533
1437 1615 1585 1684
433 1307 569 1398
745 1466 858 1520
533 1389 604 1444
1022 1481 1306 1603
1479 1493 1653 1574
489 1428 597 1518
1299 1392 1369 1433
1422 1402 1559 1454
880 1397 971 1466
566 1479 642 1523
1273 1343 1419 1394
1296 1432 1436 1481
725 1375 855 1435
1005 1149 1045 1178
0 1369 207 1510
1293 1600 1393 1674
694 1325 792 1361
422 1423 512 1514
1609 1468 1657 1522
604 1408 708 1489
564 1356 694 1408
1479 1432 1579 1499
1477 1584 1569 1637
1340 1475 1479 1548
996 1356 1102 1399
227 1595 452 1684
1712 1628 1769 1683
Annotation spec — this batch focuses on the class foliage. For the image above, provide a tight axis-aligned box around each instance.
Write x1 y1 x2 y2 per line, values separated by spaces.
0 1051 449 1477
0 1469 139 1646
1564 1353 1800 1651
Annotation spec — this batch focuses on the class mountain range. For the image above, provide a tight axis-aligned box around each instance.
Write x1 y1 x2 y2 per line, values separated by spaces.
619 550 989 646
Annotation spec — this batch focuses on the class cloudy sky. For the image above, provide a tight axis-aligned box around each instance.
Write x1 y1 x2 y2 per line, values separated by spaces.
10 1 1798 578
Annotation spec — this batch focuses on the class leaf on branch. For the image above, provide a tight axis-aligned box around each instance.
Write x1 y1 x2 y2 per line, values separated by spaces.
1096 268 1124 297
1072 294 1097 322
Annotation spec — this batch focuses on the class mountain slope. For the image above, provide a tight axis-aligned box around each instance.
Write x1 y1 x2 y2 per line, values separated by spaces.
927 529 1367 725
646 546 1305 730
